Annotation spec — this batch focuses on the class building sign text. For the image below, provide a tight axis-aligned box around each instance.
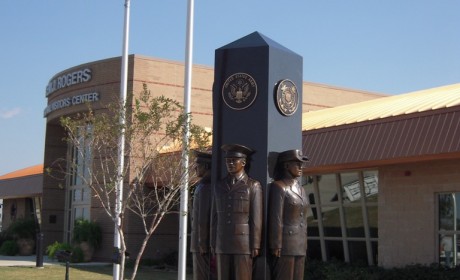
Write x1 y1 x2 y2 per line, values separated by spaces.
43 92 99 117
46 68 92 97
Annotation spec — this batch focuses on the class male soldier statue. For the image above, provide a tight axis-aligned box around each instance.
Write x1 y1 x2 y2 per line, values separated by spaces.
190 150 214 280
211 144 263 280
268 149 309 280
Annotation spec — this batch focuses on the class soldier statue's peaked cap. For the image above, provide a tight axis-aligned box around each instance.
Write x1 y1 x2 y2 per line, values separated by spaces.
221 144 254 158
193 150 212 164
277 149 309 163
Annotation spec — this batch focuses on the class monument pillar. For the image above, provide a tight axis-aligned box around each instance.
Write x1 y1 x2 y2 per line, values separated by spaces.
211 32 303 279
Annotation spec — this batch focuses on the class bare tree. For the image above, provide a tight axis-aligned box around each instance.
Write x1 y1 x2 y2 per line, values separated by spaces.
59 84 211 279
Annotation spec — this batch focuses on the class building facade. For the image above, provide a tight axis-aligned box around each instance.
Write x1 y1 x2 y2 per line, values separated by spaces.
302 84 460 267
41 55 384 261
5 53 454 268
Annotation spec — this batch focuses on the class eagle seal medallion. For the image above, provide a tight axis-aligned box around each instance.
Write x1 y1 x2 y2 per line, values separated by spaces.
222 73 257 110
275 79 299 116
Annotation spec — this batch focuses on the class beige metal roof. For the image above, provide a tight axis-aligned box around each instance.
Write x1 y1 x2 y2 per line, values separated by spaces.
302 83 460 131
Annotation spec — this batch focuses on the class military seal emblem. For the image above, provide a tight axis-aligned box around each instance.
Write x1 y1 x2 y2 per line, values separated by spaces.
222 73 257 110
275 79 299 116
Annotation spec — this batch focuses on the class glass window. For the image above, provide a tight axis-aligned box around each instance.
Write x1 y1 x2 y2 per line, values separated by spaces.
438 193 460 267
371 241 378 263
344 206 365 237
82 189 90 203
306 170 379 265
66 124 92 244
340 172 361 202
368 205 378 238
71 125 92 187
348 241 368 263
73 189 82 202
303 175 318 220
325 240 344 261
308 205 319 221
439 193 456 231
73 206 89 221
74 208 81 220
440 234 455 268
363 170 379 203
323 205 342 237
307 222 319 237
307 240 322 261
318 174 339 205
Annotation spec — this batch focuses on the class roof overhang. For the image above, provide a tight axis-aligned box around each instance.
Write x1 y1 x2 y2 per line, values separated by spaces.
0 174 43 199
302 105 460 174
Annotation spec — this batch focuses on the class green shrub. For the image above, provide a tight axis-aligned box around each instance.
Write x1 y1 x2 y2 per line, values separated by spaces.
139 258 163 267
0 230 13 247
46 241 83 263
163 251 178 266
0 240 19 256
46 241 72 260
304 259 460 280
72 219 102 249
7 218 36 240
70 245 84 263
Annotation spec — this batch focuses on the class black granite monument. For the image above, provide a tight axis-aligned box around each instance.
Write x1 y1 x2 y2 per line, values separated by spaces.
210 32 303 280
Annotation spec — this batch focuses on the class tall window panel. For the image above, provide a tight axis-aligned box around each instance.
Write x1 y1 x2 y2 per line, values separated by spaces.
64 125 92 243
438 193 460 268
304 169 378 265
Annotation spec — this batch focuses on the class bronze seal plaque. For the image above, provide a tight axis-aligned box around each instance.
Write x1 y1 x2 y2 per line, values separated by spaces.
275 79 299 116
222 73 258 110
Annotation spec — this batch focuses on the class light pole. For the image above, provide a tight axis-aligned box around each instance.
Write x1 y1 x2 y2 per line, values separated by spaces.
178 0 195 279
114 1 130 280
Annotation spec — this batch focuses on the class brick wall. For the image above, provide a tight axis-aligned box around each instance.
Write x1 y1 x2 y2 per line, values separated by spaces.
379 158 460 267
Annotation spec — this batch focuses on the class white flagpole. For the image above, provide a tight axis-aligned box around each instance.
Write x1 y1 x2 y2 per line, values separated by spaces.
178 0 194 279
114 1 130 280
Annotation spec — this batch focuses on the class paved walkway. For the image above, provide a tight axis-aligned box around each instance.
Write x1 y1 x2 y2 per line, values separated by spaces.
0 255 109 267
0 255 56 267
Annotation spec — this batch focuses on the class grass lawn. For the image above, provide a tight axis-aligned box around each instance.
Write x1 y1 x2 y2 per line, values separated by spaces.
0 264 193 280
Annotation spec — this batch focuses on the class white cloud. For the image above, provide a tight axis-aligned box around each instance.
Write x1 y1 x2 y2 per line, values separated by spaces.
0 107 22 119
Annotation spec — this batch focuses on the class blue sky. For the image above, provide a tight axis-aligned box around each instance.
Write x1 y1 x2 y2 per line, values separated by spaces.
1 0 459 175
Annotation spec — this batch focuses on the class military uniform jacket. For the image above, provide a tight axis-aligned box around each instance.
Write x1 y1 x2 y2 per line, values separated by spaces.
211 173 263 255
268 179 308 256
190 176 212 253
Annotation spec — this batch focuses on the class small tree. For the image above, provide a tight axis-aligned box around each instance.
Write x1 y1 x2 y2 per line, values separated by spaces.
58 84 211 279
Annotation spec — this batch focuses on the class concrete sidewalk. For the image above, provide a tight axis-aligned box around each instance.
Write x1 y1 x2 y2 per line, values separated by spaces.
0 255 110 267
0 255 56 267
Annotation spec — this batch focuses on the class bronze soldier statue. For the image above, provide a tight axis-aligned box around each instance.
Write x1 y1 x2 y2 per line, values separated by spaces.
268 149 309 280
211 144 263 280
190 150 215 280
